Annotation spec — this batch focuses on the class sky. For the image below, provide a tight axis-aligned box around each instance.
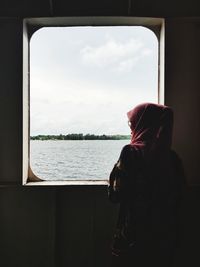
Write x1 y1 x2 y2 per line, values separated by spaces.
30 26 158 136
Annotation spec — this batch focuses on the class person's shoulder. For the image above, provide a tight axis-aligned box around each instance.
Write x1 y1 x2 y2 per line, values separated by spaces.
170 150 188 189
120 144 131 153
170 149 182 165
120 144 137 156
170 149 185 178
119 144 138 164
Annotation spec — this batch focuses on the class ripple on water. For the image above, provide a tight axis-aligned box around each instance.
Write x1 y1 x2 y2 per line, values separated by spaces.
30 140 129 180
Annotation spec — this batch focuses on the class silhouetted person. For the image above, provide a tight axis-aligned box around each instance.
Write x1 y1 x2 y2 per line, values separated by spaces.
108 103 186 267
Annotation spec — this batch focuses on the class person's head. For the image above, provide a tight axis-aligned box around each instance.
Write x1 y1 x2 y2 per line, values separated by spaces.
127 103 173 151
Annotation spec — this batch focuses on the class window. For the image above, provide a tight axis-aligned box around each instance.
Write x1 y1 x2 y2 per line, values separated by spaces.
23 17 164 185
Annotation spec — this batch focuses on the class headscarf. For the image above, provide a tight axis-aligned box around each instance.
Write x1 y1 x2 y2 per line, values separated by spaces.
127 103 173 154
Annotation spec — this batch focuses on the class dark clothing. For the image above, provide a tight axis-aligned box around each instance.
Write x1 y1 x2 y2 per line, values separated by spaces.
108 145 185 267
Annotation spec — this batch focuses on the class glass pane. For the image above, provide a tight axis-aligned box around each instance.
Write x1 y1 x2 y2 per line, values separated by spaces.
30 26 158 180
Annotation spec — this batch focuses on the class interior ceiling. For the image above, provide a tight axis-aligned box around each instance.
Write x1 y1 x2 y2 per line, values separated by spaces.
0 0 200 18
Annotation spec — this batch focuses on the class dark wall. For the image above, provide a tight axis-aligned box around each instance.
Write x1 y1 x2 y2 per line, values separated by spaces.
0 1 200 267
0 186 118 267
165 18 200 184
0 0 200 17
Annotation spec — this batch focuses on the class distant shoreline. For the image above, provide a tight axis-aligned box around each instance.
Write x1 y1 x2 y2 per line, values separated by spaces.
30 134 130 141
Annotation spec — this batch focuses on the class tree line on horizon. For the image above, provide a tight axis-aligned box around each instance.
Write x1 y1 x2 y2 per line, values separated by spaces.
30 133 131 141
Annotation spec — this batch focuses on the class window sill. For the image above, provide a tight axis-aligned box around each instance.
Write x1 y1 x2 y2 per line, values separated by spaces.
25 180 108 186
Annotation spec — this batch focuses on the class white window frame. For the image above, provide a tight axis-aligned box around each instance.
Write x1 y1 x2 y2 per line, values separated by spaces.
23 16 165 186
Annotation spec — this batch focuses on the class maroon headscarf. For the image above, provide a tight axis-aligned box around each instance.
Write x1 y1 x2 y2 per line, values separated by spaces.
127 103 173 154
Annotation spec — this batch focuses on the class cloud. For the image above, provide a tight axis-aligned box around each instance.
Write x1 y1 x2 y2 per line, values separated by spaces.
80 38 152 72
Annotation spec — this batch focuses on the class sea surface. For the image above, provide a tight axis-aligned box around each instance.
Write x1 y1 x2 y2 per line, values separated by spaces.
30 140 129 180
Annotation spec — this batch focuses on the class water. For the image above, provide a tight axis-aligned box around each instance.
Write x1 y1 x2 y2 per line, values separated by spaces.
30 140 129 180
